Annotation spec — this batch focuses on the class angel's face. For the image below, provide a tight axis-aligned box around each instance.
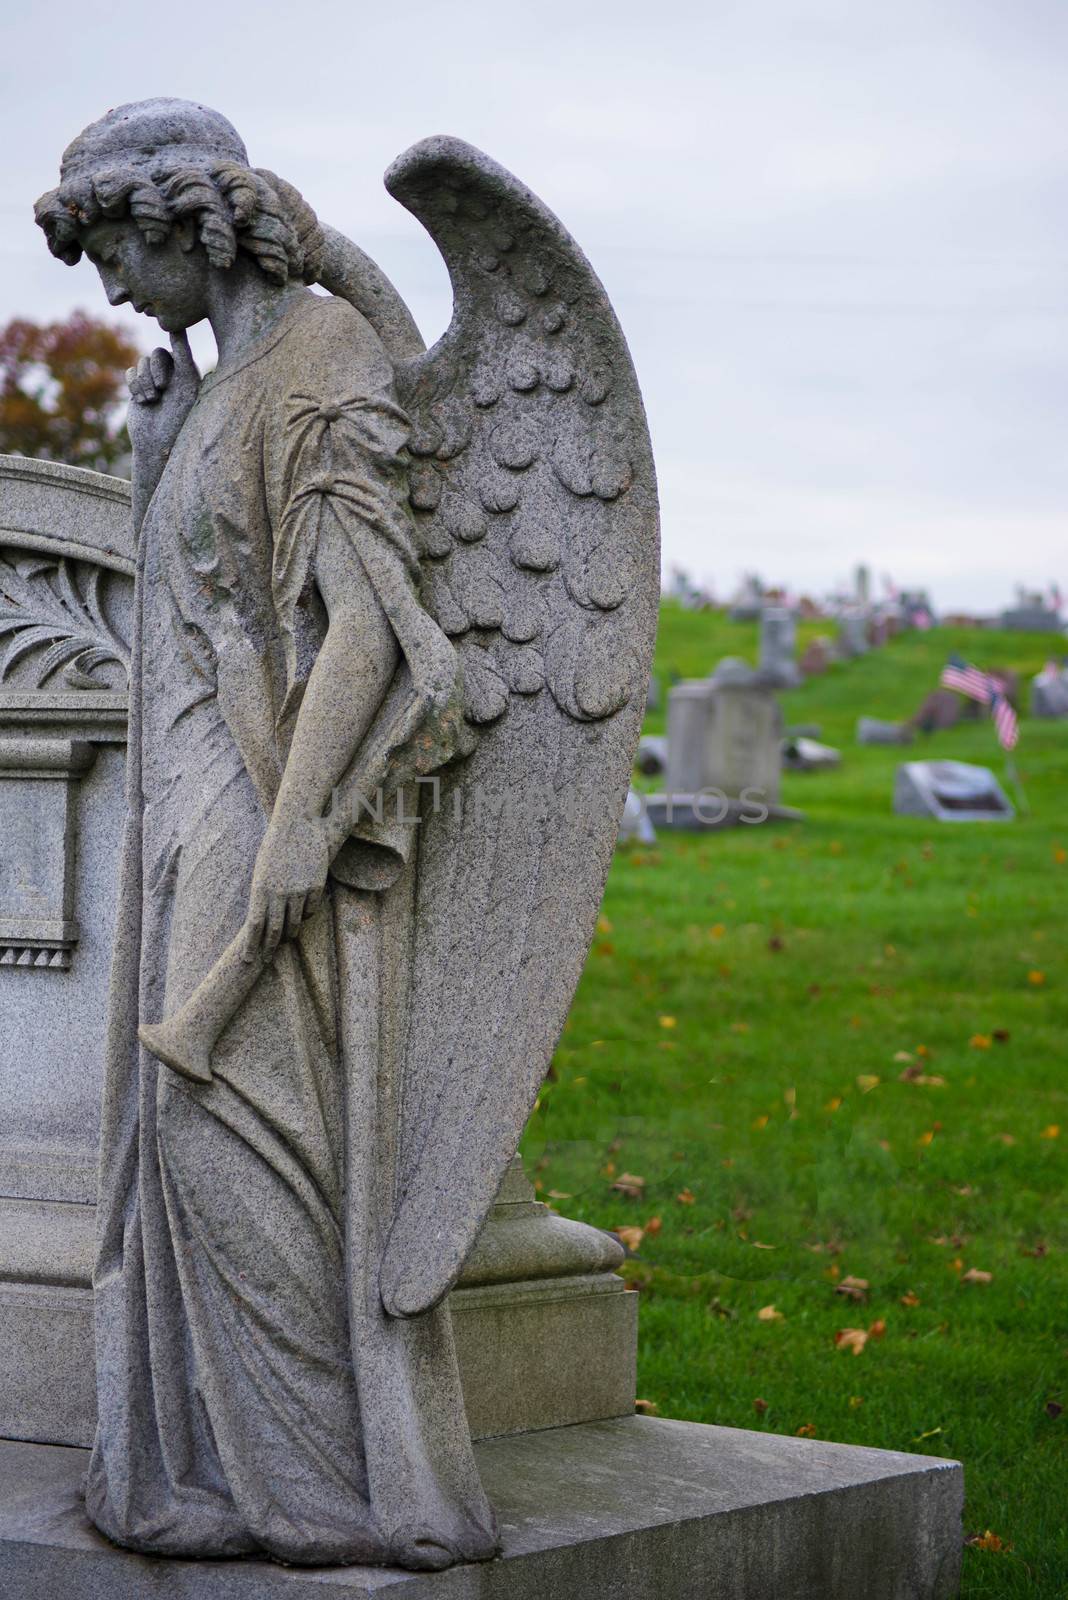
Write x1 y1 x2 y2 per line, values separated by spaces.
82 218 210 335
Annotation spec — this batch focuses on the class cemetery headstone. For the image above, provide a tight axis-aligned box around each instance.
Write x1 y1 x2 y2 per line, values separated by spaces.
1031 663 1068 718
837 612 870 658
799 636 832 676
857 717 914 746
894 760 1014 822
783 736 841 772
1002 587 1062 632
644 661 799 830
758 606 802 687
635 733 667 775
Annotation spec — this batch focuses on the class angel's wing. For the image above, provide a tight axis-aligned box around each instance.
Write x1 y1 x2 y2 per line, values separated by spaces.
376 137 659 1319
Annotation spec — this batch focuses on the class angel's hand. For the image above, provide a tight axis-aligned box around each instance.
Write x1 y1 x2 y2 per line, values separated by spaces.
243 815 330 961
126 332 199 467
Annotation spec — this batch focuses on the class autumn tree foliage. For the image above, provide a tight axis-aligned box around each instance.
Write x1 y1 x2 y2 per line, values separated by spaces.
0 311 139 475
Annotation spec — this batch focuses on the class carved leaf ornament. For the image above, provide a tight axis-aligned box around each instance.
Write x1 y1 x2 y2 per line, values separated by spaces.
0 550 130 690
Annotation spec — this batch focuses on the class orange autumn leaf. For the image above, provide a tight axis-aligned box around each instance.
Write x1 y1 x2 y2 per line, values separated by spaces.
644 1215 663 1237
634 1398 659 1415
756 1304 783 1322
962 1268 993 1285
658 1014 677 1030
825 1096 843 1112
868 1318 887 1339
918 1130 935 1146
752 1397 769 1415
966 1529 1013 1553
752 1114 770 1131
969 1034 992 1050
1028 970 1046 986
900 1291 921 1308
835 1327 869 1355
1040 1125 1061 1140
615 1225 645 1253
795 1422 817 1437
676 1188 696 1205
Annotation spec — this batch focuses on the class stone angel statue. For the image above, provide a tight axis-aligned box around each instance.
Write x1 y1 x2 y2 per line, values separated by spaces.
35 99 658 1571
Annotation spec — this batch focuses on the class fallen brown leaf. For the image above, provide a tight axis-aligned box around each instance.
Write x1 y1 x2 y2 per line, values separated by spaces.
615 1225 645 1253
611 1172 645 1200
644 1215 663 1238
757 1304 783 1322
835 1275 870 1303
900 1291 921 1308
634 1398 659 1415
676 1188 696 1205
1045 1400 1063 1419
961 1268 992 1285
752 1397 769 1415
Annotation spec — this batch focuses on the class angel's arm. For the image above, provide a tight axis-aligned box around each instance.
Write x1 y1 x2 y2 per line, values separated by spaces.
244 514 399 957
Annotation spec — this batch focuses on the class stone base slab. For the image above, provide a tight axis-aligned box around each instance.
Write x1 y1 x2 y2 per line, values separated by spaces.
0 1271 636 1448
0 1417 963 1598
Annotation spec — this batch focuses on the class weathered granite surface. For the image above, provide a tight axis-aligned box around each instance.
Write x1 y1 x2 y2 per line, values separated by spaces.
0 1156 637 1448
32 98 659 1568
894 760 1014 822
0 1420 964 1599
0 458 132 1205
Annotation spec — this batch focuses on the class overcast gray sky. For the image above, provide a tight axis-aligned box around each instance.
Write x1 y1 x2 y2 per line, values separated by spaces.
2 0 1065 610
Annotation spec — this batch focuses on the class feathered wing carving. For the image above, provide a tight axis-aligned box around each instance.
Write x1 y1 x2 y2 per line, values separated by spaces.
371 138 659 1318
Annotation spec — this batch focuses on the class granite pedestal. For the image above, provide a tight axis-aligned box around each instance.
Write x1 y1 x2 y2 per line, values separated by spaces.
0 1418 963 1598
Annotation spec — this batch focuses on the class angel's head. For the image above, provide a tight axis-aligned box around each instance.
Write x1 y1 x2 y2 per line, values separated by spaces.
35 98 324 334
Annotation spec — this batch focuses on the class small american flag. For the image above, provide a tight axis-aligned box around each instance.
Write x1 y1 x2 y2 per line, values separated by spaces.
991 689 1018 751
940 657 1019 750
941 659 992 703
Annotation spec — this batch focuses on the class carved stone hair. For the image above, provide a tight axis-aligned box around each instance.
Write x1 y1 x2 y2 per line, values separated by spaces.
34 98 324 287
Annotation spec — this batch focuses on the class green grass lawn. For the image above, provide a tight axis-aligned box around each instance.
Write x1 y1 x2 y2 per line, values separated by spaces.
522 604 1068 1597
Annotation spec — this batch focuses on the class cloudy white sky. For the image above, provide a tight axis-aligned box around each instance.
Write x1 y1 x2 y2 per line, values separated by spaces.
2 0 1065 610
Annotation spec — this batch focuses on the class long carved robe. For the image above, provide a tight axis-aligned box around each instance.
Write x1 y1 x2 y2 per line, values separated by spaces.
87 291 497 1568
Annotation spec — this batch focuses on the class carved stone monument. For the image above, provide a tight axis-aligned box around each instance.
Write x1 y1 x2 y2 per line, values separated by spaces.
644 659 796 830
758 605 801 687
2 97 963 1599
0 455 638 1457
